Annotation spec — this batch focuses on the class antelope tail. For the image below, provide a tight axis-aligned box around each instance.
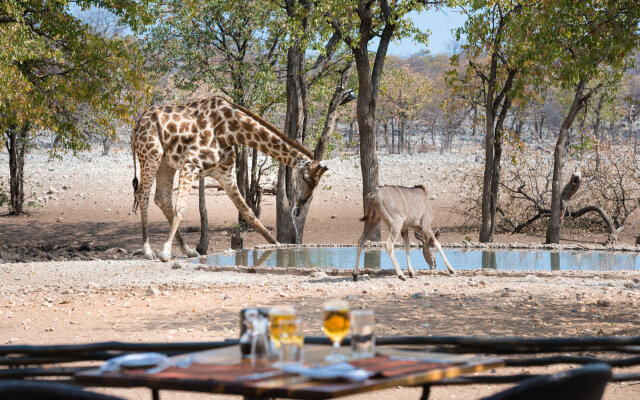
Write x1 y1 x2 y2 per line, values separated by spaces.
360 192 379 222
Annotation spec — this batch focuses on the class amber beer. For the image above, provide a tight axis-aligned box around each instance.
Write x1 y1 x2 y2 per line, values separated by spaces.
269 305 296 347
323 308 350 344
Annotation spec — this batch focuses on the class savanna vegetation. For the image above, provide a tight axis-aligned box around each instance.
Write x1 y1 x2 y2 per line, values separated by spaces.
2 0 640 247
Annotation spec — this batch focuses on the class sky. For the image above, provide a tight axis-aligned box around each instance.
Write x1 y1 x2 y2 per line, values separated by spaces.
386 7 467 57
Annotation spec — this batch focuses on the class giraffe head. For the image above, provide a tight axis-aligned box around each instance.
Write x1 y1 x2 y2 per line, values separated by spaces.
295 160 328 216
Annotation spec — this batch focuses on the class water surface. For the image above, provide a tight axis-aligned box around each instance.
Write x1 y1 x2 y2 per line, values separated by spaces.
199 247 640 272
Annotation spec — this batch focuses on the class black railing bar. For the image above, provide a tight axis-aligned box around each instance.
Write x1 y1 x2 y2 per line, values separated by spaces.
0 340 238 356
4 337 640 356
427 345 640 355
370 336 640 348
436 372 640 385
0 367 91 378
0 348 224 366
504 355 640 367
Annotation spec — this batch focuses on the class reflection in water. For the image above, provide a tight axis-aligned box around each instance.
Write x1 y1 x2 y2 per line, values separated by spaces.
363 251 381 269
550 252 560 271
200 246 640 272
235 250 249 266
481 251 497 269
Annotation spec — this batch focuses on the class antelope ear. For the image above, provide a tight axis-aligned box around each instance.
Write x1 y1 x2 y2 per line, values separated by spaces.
434 229 440 239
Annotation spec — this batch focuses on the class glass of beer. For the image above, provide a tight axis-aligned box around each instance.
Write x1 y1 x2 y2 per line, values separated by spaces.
275 319 303 367
269 305 296 350
323 300 350 362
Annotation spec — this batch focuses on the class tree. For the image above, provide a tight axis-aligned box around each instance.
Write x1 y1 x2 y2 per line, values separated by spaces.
542 0 640 244
274 0 355 244
145 0 283 232
329 0 434 240
448 1 541 243
0 0 149 214
379 61 432 154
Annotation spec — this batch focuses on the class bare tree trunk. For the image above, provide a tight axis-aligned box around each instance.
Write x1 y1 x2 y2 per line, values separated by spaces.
390 119 396 153
354 48 381 240
277 43 306 243
479 56 516 242
630 110 637 155
479 67 497 243
471 103 478 137
348 121 354 148
277 28 349 243
101 135 113 156
7 124 29 215
546 79 587 244
248 148 262 219
314 62 354 161
236 146 249 227
196 177 209 255
382 120 389 150
592 95 604 172
407 122 412 155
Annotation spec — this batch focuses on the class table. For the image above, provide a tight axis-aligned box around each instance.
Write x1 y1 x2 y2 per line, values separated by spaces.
75 345 503 400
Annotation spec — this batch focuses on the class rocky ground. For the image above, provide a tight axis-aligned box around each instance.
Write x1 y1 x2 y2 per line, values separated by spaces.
1 147 640 399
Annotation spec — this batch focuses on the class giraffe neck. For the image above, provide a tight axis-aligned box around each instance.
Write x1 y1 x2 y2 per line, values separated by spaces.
217 98 314 168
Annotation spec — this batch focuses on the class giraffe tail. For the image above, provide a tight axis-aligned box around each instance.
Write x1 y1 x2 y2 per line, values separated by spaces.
131 138 139 214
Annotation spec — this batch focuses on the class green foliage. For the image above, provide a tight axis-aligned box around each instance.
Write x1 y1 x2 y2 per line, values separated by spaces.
0 0 151 152
144 0 283 108
533 0 640 91
568 137 594 157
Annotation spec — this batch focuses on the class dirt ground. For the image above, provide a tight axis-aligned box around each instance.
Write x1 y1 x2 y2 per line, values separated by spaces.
1 148 640 399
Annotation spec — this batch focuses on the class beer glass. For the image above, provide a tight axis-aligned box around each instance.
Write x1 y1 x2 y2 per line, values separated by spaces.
323 300 350 362
269 305 295 350
275 319 303 367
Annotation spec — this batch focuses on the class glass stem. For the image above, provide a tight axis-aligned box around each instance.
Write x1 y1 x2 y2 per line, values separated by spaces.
333 340 340 356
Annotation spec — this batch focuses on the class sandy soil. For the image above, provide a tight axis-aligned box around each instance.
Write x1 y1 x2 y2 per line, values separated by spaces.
1 147 640 399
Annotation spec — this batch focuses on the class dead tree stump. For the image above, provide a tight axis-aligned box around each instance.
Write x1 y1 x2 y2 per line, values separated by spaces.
231 227 243 250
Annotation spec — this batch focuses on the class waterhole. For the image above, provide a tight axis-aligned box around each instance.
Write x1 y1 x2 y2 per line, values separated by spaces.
199 246 640 271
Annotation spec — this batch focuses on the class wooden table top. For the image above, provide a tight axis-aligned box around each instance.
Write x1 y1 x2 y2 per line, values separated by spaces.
75 345 503 399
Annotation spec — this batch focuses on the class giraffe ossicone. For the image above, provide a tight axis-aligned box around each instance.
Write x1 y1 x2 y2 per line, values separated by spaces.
131 96 328 262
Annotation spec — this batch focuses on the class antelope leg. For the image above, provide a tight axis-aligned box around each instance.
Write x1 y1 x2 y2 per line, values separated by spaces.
434 240 455 274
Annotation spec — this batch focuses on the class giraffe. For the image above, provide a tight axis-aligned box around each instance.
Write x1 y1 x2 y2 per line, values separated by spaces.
131 96 328 262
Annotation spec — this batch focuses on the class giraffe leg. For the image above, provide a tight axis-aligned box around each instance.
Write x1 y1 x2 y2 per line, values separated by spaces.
157 165 199 262
213 170 278 245
133 151 161 260
154 159 199 258
402 230 416 278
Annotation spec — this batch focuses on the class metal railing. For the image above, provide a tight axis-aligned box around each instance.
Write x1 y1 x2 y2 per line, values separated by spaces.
2 336 640 384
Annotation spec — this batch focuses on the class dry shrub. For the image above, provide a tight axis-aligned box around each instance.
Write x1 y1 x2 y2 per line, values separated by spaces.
453 137 640 240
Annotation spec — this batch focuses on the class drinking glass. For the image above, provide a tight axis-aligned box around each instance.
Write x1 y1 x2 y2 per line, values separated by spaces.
350 310 375 359
275 319 303 367
323 300 350 362
269 305 295 350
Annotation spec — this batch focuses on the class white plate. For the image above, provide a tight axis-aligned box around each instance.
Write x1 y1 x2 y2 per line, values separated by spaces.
101 353 169 371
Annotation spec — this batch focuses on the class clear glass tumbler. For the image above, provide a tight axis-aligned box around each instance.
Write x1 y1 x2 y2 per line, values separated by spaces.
276 319 303 367
350 309 375 359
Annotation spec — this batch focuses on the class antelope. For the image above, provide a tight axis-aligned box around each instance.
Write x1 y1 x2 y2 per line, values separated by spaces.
354 185 455 281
